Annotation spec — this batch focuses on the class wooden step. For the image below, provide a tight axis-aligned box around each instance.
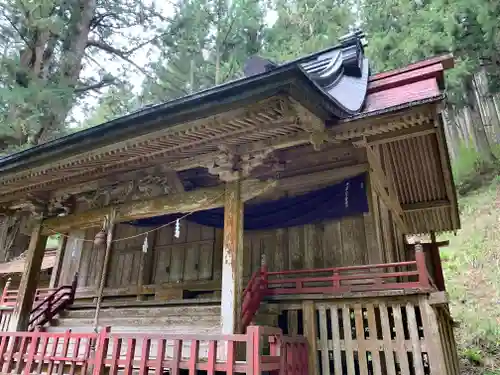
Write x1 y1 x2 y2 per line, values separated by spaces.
62 304 221 319
52 315 220 328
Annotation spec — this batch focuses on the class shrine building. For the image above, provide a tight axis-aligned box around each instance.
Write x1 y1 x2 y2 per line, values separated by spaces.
0 31 460 375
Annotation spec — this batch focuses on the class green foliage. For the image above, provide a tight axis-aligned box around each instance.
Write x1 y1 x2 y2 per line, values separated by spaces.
451 141 500 195
0 0 166 154
262 0 355 61
82 84 140 128
439 182 500 373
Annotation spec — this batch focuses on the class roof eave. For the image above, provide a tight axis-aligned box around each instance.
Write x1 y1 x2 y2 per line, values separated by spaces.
0 66 336 176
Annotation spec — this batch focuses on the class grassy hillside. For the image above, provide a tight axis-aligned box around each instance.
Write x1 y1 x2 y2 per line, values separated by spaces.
439 178 500 374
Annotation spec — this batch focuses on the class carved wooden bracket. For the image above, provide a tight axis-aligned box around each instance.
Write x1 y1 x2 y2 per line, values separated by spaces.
206 146 275 182
292 102 328 151
10 193 49 219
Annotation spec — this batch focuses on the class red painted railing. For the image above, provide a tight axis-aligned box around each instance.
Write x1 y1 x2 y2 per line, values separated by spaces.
0 284 56 308
241 265 268 330
0 275 78 331
28 275 78 331
241 250 435 331
0 325 308 375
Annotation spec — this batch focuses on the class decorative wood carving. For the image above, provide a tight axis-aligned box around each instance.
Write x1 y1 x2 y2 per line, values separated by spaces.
205 145 275 182
76 173 172 209
42 179 277 234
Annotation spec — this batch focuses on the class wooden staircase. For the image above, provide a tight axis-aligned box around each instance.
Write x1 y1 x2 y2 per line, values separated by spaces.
46 300 222 334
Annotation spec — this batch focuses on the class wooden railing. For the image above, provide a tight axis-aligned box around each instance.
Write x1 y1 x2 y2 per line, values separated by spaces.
0 275 78 332
241 265 268 330
28 275 78 331
241 250 436 332
0 325 308 375
0 284 56 308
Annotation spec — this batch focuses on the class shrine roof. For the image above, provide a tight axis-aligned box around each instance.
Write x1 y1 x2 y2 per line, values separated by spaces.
0 31 452 176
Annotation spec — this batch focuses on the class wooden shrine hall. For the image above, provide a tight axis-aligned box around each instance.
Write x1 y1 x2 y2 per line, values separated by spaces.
0 31 460 375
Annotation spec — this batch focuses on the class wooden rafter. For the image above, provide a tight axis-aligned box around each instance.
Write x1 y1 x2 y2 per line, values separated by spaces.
0 102 438 203
42 179 276 234
353 123 436 147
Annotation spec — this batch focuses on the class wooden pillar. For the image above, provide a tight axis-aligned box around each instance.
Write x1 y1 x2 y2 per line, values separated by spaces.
9 219 48 331
221 178 244 335
430 232 446 291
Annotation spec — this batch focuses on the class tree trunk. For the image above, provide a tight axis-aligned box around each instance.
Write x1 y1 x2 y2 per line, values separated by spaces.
455 110 469 146
464 77 498 163
443 109 460 161
37 0 97 144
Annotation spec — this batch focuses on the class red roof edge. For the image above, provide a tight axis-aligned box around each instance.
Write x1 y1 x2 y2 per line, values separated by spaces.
369 54 454 82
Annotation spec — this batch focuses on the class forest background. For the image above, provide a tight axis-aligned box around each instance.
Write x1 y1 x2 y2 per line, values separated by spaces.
0 0 499 373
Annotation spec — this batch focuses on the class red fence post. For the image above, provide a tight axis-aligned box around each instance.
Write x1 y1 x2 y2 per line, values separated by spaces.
246 325 261 375
415 243 430 289
1 278 11 306
92 326 111 375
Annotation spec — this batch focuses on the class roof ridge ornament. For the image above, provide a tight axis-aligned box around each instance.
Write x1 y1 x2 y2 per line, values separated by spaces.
300 29 369 118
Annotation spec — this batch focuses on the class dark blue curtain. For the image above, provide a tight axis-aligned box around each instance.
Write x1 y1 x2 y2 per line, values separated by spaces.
128 173 368 230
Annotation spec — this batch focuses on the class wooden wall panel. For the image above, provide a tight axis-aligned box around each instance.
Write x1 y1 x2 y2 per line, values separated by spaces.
64 214 378 291
151 222 216 284
242 215 371 276
107 225 146 288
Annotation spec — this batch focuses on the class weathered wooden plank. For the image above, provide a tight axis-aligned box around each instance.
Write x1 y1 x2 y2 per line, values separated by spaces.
49 233 68 288
274 228 287 273
329 305 343 375
42 179 276 233
365 304 382 375
406 302 425 375
379 303 397 375
63 229 85 286
198 226 215 281
354 304 369 374
303 301 318 375
392 303 410 375
8 219 48 331
342 305 356 375
318 306 330 375
418 298 447 375
288 226 303 270
287 310 299 336
212 229 223 281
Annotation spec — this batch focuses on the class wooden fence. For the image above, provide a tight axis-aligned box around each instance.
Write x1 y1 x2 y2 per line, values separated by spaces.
281 294 458 375
0 325 308 375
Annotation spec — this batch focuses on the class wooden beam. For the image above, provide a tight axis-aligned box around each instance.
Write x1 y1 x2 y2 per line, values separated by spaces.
365 144 409 233
402 200 450 212
42 179 276 234
221 178 244 335
8 219 48 331
276 163 368 191
434 114 460 230
353 124 436 147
